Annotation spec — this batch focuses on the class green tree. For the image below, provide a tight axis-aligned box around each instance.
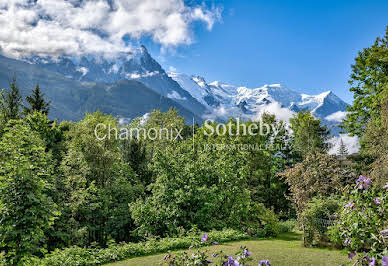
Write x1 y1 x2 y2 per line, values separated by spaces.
2 78 22 122
342 27 388 137
361 95 388 186
0 121 57 264
290 110 330 160
280 154 356 216
61 111 141 246
130 137 254 237
23 84 50 115
337 138 348 159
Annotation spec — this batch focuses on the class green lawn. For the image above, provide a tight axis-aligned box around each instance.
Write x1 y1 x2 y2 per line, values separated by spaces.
106 232 351 266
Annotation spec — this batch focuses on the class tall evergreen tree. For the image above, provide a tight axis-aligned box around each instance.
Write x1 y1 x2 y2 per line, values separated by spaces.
3 78 22 121
24 84 50 115
337 138 348 158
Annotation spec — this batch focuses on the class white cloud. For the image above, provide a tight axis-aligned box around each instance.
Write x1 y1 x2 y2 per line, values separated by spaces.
167 90 186 100
326 111 348 122
126 71 160 79
76 67 88 77
328 134 360 155
254 102 296 123
0 0 221 58
168 66 177 72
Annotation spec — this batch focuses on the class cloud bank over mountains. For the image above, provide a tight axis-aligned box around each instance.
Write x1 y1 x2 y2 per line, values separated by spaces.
0 0 221 58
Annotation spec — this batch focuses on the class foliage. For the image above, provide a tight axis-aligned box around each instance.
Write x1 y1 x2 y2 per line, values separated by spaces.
328 176 388 265
361 96 388 186
342 27 388 137
0 121 58 264
337 138 348 159
280 153 356 215
26 229 248 266
1 77 22 122
300 196 340 247
289 110 330 160
163 245 254 265
130 137 254 237
60 111 143 247
277 219 297 234
23 84 50 115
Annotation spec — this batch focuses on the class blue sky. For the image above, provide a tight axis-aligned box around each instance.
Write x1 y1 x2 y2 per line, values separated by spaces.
143 0 388 103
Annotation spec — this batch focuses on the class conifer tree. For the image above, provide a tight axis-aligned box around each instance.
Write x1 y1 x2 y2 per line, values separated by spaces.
337 138 348 158
3 77 22 121
24 84 50 115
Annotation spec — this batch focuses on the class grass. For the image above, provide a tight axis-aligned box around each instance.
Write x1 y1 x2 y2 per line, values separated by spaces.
106 232 351 266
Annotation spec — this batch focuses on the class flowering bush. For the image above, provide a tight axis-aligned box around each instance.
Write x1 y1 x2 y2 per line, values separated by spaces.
163 236 273 266
26 229 247 265
163 245 254 265
329 176 388 265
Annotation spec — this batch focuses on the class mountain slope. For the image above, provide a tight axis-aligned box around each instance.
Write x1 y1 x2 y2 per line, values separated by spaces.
169 73 348 130
0 54 201 122
28 46 208 117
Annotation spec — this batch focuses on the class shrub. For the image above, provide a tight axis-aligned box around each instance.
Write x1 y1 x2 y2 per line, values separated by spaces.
280 153 356 216
278 219 297 234
329 176 388 265
163 246 254 265
301 196 340 247
242 203 280 238
26 229 248 265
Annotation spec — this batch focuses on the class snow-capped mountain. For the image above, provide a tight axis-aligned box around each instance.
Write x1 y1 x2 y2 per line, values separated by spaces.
25 46 207 117
169 73 348 132
22 44 348 133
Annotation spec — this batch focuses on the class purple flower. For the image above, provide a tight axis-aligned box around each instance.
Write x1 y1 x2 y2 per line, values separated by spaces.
224 256 240 266
345 202 354 208
212 253 217 257
382 256 388 266
344 238 351 245
259 260 271 266
357 175 367 183
163 255 169 261
211 241 219 245
201 234 208 242
374 198 381 205
244 249 252 257
380 229 388 237
356 175 371 190
383 184 388 189
348 252 356 260
369 257 376 266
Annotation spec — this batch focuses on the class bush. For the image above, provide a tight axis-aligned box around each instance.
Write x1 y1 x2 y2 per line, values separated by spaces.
329 176 388 265
278 219 297 234
280 153 356 215
26 229 248 265
301 196 340 247
242 203 280 238
163 245 254 265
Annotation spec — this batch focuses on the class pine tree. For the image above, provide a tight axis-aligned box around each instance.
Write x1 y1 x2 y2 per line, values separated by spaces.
24 84 50 115
338 138 348 158
3 77 22 121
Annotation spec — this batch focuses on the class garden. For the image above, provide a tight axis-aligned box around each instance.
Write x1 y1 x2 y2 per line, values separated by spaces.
0 28 387 266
